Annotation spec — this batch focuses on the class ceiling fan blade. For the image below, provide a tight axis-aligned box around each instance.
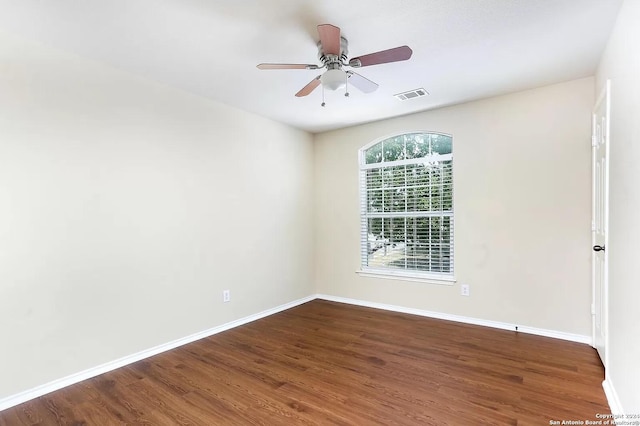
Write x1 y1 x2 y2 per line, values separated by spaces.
295 76 322 97
317 24 341 56
349 46 413 68
346 71 379 93
257 63 319 70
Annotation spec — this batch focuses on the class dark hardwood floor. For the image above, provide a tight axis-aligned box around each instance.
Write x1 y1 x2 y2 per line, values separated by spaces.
0 300 609 425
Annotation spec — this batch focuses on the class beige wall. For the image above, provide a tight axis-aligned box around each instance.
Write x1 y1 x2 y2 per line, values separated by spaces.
0 18 618 408
0 31 314 399
314 77 594 336
596 0 640 413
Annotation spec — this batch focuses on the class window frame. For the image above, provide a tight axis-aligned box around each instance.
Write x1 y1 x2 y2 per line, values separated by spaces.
357 131 455 284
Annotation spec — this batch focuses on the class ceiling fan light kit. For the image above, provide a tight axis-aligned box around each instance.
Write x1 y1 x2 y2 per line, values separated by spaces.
321 68 346 91
257 24 412 106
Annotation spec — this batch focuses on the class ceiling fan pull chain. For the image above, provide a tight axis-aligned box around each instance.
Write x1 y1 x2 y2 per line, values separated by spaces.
321 84 326 107
345 73 350 97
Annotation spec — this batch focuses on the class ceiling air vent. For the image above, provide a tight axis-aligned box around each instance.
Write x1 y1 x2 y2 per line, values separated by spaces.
394 88 429 101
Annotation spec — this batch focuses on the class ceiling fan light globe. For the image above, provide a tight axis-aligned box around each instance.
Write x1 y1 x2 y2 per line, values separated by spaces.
321 69 346 91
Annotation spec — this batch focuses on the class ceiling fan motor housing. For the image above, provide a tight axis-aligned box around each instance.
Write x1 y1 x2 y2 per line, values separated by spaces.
317 36 349 66
317 36 349 91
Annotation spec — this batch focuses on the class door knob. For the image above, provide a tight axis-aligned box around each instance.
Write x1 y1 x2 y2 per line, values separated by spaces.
593 245 605 252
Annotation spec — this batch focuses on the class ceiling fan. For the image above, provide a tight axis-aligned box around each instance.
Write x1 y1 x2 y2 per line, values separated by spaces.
257 24 412 104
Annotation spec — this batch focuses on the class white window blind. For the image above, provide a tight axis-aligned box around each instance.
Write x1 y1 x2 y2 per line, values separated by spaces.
359 133 453 278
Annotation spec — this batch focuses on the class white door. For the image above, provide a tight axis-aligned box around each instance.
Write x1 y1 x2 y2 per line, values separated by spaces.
592 80 610 367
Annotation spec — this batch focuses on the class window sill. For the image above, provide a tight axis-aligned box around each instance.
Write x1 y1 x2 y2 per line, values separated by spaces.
356 269 456 285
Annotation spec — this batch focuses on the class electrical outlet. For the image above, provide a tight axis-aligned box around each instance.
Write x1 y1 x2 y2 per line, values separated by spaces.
460 284 470 297
223 290 231 303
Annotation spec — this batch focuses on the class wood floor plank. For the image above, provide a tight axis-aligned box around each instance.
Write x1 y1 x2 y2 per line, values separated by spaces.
0 300 609 425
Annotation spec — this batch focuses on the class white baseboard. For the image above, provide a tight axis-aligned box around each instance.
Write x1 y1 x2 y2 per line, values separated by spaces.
602 378 624 415
316 294 592 345
0 293 594 413
0 295 316 412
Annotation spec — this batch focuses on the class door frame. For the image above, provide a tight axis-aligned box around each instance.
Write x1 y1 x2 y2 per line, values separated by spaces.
591 79 610 372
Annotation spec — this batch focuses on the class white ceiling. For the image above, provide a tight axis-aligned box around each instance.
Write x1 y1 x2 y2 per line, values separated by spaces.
0 0 623 133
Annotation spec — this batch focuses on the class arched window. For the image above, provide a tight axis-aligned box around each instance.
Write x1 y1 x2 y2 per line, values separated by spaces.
359 132 454 279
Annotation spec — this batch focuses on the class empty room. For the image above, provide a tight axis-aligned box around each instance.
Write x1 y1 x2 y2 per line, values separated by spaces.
1 0 638 424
